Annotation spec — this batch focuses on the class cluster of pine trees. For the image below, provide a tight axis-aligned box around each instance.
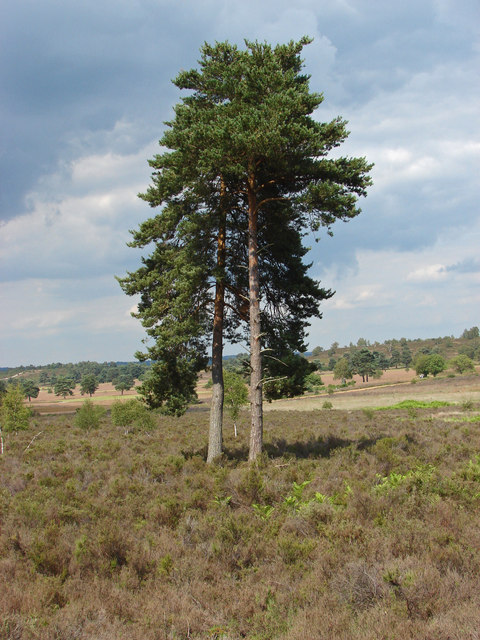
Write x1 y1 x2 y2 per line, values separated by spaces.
119 38 372 462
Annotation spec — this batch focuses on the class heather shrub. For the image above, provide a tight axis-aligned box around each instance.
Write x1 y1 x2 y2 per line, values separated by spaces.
2 403 480 639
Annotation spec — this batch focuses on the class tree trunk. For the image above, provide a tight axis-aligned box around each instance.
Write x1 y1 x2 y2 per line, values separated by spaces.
247 166 263 462
207 182 227 463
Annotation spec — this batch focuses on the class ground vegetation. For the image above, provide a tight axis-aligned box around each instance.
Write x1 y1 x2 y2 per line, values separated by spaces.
1 399 480 638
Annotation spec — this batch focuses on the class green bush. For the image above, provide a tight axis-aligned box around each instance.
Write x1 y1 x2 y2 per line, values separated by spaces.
1 384 31 432
304 372 323 392
111 399 155 431
449 355 475 374
74 400 106 431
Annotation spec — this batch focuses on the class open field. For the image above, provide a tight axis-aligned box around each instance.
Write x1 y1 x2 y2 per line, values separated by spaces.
27 367 480 415
29 382 141 415
266 369 480 411
2 373 480 639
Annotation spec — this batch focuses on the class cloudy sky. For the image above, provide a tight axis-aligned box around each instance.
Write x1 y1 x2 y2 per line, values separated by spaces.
1 0 479 366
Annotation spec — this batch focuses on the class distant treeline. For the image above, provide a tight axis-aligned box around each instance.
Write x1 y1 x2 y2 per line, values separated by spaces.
1 327 478 381
309 327 480 371
0 361 150 384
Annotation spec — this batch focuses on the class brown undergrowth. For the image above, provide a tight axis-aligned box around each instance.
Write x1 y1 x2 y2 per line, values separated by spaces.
1 404 480 639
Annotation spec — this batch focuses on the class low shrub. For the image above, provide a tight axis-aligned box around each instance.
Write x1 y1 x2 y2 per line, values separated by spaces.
1 384 31 432
110 398 156 431
74 400 106 431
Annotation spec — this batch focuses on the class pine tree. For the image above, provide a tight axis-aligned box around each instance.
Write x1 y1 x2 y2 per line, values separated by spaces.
172 39 372 460
120 38 372 461
80 374 99 397
21 379 40 402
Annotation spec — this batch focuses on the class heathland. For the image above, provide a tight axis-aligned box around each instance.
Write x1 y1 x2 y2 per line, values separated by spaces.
1 356 480 638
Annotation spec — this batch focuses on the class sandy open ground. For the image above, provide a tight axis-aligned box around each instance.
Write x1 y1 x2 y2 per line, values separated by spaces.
263 367 480 411
28 367 480 414
29 382 141 414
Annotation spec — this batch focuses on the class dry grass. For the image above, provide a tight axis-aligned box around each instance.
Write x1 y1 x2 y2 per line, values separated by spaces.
2 392 480 639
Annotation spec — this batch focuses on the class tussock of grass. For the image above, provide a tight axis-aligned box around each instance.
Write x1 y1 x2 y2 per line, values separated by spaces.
1 408 480 639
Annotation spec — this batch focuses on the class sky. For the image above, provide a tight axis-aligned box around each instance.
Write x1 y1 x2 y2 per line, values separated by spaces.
1 0 479 366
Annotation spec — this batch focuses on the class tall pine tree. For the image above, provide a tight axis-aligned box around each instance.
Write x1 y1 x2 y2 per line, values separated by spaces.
120 38 372 461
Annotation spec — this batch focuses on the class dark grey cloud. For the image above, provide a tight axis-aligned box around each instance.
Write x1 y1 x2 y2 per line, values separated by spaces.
0 0 206 218
446 258 480 274
2 0 478 220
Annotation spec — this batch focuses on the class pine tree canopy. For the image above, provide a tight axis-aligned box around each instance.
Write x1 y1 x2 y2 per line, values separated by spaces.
119 38 372 453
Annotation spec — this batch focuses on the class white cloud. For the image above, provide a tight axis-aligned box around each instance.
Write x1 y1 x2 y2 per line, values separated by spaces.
0 134 155 281
407 264 447 282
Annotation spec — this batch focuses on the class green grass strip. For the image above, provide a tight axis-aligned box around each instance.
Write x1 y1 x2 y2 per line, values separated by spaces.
373 399 452 411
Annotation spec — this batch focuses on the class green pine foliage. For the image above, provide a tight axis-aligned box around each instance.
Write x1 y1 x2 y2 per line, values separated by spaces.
79 374 99 397
54 377 75 399
119 37 372 460
263 353 317 400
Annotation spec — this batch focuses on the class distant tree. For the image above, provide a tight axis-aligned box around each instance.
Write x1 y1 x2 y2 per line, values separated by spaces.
449 355 475 374
419 346 433 355
458 341 479 360
333 358 353 383
328 342 339 356
223 371 248 437
461 326 479 340
80 374 99 397
113 375 135 396
373 351 390 371
351 348 377 382
304 372 324 392
427 354 446 377
389 347 402 369
39 371 50 384
415 353 446 377
414 354 431 377
223 354 249 377
21 380 40 402
1 384 30 432
328 357 337 371
311 346 324 357
357 337 370 347
54 377 75 399
401 344 413 368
